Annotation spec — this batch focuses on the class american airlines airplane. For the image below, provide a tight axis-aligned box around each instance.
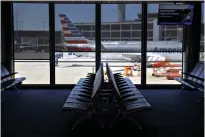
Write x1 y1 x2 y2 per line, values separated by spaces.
16 13 203 63
58 13 183 62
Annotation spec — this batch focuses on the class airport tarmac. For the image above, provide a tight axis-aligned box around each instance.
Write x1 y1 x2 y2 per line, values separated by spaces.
15 52 180 85
15 50 50 60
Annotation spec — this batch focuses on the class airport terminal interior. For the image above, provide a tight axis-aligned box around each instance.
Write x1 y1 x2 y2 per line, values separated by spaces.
1 1 204 137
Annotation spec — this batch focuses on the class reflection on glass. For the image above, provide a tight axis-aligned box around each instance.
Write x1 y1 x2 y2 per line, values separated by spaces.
13 3 49 60
55 4 95 52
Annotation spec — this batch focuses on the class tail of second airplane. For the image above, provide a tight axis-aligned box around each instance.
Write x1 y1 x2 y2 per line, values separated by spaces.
59 14 90 45
58 14 106 51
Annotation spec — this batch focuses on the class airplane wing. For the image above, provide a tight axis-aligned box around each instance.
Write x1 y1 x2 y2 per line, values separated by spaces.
19 42 65 47
121 53 165 62
18 42 67 51
19 43 48 47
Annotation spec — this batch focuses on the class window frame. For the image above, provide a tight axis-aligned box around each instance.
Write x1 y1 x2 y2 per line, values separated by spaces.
11 2 190 88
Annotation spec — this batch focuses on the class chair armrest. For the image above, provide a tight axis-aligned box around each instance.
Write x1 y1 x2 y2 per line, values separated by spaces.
182 72 204 81
191 75 204 81
1 72 18 79
182 72 192 76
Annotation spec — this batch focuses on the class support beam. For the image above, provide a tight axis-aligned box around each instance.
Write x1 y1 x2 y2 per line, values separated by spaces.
141 3 147 87
95 4 101 72
1 1 14 73
49 3 55 87
183 2 201 77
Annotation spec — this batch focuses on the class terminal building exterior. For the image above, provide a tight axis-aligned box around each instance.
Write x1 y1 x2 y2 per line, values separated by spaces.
74 13 183 41
14 13 204 45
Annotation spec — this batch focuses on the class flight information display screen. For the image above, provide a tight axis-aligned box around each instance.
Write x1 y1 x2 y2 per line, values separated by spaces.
158 4 194 25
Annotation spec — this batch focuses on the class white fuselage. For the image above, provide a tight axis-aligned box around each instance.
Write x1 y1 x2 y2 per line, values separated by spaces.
72 41 183 62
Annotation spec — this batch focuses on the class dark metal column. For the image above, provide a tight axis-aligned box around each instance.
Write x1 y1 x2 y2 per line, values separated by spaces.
183 2 201 76
1 2 14 73
141 3 147 87
49 3 55 87
95 4 101 72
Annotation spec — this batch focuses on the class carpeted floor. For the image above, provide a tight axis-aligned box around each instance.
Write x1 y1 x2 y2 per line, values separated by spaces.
1 89 204 137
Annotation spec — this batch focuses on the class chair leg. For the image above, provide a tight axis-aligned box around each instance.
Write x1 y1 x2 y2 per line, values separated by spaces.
71 116 87 130
98 119 105 130
108 114 118 130
179 85 186 93
14 86 20 92
197 97 204 104
109 122 112 130
126 116 142 130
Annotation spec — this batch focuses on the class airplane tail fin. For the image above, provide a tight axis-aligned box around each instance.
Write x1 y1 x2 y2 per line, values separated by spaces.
59 14 106 51
59 14 89 44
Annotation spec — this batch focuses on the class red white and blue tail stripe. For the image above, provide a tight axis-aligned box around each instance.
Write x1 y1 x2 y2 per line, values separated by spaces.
59 14 90 44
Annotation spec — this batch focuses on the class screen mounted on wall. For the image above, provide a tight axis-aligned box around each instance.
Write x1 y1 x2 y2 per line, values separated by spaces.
158 4 194 25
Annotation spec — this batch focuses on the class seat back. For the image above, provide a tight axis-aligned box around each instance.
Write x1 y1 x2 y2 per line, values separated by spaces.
187 62 202 80
197 69 204 86
106 62 126 112
1 63 12 82
91 63 104 102
194 62 204 85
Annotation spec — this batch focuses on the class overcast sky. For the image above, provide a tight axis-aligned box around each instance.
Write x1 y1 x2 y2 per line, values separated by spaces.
13 3 204 30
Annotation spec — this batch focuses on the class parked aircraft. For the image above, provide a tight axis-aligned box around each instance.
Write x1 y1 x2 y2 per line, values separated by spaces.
58 13 183 62
15 13 203 63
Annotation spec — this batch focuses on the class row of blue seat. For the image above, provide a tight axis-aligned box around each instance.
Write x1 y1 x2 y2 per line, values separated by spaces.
174 62 204 103
1 63 25 92
62 63 151 131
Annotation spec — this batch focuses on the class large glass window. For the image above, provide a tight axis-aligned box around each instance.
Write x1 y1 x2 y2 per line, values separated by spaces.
55 4 95 84
55 57 95 84
13 3 50 84
12 3 202 86
101 4 142 84
146 3 183 84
